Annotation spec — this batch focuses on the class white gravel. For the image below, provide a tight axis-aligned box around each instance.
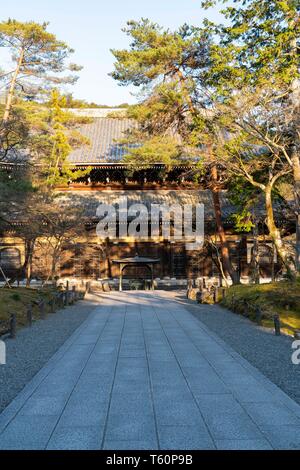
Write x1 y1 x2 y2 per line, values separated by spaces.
180 294 300 405
0 294 99 413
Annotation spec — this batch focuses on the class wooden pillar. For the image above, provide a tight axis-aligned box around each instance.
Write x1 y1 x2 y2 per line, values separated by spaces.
105 237 112 278
274 314 281 336
163 240 171 277
150 264 154 290
119 264 123 291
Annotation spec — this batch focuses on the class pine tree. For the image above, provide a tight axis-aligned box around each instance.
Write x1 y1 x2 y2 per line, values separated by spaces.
41 89 90 188
202 0 300 271
111 19 240 284
0 19 82 122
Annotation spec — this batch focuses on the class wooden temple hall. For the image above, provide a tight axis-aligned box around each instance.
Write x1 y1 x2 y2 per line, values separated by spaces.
0 109 285 288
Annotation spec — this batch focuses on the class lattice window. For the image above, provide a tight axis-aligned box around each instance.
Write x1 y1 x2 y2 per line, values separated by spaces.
171 245 186 278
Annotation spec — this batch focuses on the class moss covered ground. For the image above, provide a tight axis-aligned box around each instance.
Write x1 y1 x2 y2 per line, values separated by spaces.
0 287 58 329
220 281 300 335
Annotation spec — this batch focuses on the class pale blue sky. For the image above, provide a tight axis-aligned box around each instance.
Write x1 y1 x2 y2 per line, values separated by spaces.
1 0 225 105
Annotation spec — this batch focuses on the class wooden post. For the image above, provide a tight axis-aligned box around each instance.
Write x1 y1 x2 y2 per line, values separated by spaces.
274 314 281 336
187 279 193 298
85 281 91 294
119 266 123 292
213 287 219 303
72 285 76 303
27 304 32 327
150 265 154 290
196 291 202 304
10 313 16 338
66 281 70 304
50 297 55 313
40 300 46 319
255 306 262 325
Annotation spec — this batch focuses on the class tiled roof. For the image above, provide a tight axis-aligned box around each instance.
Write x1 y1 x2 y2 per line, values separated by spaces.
56 189 292 225
68 117 137 163
56 189 233 220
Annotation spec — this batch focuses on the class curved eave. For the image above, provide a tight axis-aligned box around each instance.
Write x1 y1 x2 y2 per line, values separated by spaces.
0 162 197 170
70 162 196 170
112 258 161 264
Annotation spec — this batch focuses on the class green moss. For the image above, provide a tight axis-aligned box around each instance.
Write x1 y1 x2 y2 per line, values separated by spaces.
0 287 58 328
221 282 300 334
9 292 21 302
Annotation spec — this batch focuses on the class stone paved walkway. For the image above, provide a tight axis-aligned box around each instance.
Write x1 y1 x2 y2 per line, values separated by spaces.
1 291 300 450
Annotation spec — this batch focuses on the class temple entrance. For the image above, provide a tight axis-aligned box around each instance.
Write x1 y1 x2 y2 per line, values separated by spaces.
121 264 153 290
112 254 160 291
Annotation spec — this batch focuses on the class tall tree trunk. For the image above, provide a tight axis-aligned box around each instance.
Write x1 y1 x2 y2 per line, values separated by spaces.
265 185 296 279
50 248 59 281
291 146 300 272
290 60 300 271
210 166 240 284
174 74 239 283
2 49 24 122
24 238 35 287
296 213 300 273
271 243 276 282
251 223 260 284
210 239 229 287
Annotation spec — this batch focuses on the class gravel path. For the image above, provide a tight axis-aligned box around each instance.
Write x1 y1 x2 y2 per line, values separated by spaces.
172 292 300 406
0 294 99 413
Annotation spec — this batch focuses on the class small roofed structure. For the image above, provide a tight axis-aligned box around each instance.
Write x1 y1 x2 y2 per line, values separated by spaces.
113 253 160 291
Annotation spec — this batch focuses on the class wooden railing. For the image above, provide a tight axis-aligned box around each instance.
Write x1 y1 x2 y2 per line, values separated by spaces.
0 286 86 339
0 314 16 339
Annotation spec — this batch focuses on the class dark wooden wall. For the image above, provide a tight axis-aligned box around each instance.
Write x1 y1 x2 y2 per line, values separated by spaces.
31 239 281 280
